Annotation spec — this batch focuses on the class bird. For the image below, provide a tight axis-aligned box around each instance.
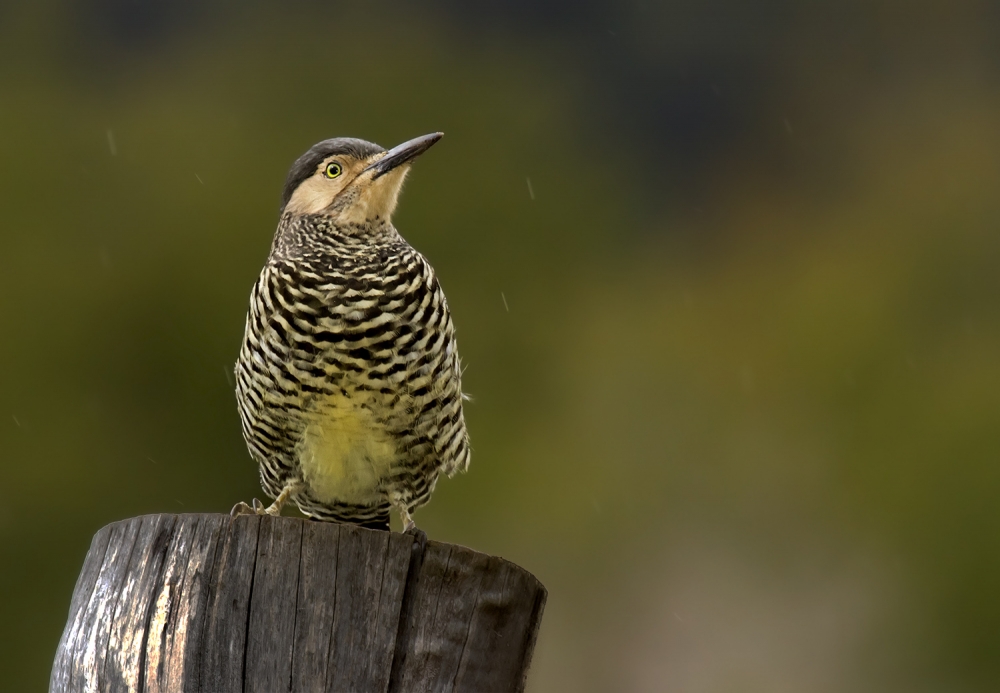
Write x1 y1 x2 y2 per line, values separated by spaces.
230 133 470 532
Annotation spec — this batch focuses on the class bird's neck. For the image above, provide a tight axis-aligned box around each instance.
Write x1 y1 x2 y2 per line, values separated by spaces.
270 213 402 262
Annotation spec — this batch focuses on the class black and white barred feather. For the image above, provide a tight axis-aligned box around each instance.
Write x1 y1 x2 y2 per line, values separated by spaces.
235 212 469 530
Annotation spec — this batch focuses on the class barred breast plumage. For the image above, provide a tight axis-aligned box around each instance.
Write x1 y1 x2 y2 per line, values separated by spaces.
232 133 469 531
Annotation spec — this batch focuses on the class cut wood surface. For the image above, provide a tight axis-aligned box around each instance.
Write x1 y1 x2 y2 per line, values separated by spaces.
50 514 546 693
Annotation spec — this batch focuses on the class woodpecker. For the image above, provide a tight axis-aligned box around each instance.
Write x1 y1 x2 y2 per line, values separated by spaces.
231 133 469 532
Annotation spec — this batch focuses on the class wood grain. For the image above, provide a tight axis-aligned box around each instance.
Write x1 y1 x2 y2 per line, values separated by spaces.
50 514 546 693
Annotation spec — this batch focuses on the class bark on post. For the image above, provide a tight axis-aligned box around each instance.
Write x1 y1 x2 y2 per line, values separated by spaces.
50 514 546 693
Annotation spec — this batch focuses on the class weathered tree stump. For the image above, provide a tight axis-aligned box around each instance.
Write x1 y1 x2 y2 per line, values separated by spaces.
50 514 546 693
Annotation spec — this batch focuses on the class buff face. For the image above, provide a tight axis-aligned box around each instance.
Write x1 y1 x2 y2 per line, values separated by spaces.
282 151 409 225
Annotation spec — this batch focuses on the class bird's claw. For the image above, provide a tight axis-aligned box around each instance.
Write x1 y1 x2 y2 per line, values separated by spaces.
230 501 254 517
230 499 268 517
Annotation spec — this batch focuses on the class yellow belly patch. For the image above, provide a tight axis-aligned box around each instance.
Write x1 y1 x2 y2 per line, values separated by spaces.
296 398 398 506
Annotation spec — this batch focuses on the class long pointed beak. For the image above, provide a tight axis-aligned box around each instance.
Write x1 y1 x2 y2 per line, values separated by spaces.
364 132 443 179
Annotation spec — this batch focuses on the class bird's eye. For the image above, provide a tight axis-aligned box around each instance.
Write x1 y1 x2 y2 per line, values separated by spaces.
324 162 343 179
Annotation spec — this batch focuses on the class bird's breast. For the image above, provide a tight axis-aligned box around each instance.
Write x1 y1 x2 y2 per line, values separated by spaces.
295 392 398 506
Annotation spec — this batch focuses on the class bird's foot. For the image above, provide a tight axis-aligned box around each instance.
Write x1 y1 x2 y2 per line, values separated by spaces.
230 498 268 517
395 504 418 535
231 481 299 518
230 501 253 517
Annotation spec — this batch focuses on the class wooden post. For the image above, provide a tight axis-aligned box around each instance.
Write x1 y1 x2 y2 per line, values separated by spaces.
50 514 546 693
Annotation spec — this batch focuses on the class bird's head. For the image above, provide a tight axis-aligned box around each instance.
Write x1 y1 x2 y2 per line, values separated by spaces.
280 133 442 225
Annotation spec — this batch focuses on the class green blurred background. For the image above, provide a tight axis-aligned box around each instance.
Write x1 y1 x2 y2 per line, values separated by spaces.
2 1 1000 690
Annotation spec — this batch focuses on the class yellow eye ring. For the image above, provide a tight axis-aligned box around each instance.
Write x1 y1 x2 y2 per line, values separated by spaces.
324 162 343 179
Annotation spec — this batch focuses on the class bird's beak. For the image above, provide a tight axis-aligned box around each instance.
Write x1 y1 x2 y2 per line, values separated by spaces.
364 132 443 179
